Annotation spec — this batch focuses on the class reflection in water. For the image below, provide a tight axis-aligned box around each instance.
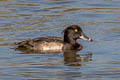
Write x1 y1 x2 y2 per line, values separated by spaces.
7 50 92 80
64 50 92 66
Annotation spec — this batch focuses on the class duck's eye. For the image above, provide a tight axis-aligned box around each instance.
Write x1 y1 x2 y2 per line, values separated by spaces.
74 28 78 32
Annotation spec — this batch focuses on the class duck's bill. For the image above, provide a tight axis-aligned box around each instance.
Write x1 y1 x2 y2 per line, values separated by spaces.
79 33 93 42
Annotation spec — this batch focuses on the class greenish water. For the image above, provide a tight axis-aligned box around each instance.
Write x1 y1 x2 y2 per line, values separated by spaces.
0 0 120 80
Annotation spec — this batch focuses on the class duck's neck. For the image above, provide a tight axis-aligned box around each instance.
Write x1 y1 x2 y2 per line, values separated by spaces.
64 35 76 45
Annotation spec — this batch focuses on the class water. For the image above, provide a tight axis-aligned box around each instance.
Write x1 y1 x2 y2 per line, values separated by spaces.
0 0 120 80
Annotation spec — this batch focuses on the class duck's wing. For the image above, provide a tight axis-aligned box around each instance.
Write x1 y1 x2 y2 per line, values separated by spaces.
15 39 34 49
15 37 63 49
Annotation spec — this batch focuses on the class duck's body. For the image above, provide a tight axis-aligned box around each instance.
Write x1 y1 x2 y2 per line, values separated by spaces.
15 25 92 53
16 37 63 52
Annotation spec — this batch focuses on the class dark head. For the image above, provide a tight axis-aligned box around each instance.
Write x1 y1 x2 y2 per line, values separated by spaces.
63 25 92 43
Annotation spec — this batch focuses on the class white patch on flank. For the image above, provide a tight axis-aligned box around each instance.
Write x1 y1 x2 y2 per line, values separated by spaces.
34 41 63 52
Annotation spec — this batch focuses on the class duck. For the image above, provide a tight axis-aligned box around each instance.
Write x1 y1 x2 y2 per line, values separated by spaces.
15 25 92 53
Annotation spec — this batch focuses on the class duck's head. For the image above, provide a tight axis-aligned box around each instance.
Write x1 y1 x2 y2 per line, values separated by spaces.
63 25 92 43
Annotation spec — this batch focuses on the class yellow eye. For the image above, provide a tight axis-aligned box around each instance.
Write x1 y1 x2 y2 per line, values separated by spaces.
74 29 78 32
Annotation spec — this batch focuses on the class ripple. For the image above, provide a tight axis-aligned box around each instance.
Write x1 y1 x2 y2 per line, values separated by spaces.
63 7 120 13
105 67 120 70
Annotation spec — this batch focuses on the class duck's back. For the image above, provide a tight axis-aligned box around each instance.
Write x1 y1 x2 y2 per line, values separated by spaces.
15 37 64 52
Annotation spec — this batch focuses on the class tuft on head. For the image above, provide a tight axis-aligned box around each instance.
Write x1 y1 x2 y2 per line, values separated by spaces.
62 25 82 33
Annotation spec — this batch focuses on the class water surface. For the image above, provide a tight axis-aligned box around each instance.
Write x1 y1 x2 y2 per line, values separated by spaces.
0 0 120 80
